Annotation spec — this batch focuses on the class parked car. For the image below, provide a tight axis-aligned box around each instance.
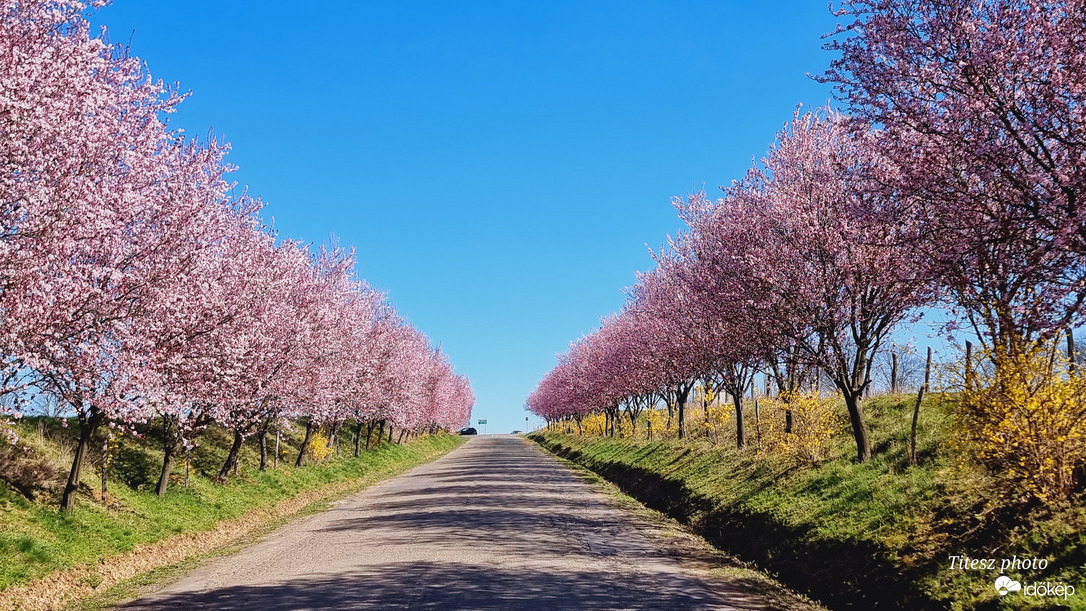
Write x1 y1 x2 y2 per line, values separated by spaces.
458 427 477 435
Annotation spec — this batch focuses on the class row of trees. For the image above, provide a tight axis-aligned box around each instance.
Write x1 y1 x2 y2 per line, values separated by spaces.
527 0 1086 500
0 0 473 510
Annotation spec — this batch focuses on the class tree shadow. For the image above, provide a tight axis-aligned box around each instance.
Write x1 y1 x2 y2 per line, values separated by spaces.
122 435 777 610
122 561 763 610
110 444 160 490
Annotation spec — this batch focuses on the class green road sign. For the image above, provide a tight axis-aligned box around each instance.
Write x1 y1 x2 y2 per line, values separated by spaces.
478 419 487 425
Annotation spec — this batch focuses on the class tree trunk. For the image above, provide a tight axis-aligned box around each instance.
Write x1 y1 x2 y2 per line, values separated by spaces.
677 399 685 439
754 397 761 446
1069 332 1077 373
354 420 364 457
156 414 179 496
329 422 341 455
388 423 394 444
733 393 745 449
676 384 691 440
842 391 871 462
159 412 210 490
100 435 109 503
60 410 102 511
784 362 795 434
216 429 245 483
606 405 620 438
702 389 712 439
296 421 316 467
257 416 276 471
365 421 376 451
259 431 269 471
891 352 899 394
625 406 639 437
157 437 177 496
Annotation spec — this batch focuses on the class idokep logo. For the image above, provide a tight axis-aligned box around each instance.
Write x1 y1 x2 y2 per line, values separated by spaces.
994 575 1077 601
995 575 1021 596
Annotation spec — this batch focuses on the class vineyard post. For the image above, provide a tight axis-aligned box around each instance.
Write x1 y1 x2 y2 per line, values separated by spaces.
910 347 933 465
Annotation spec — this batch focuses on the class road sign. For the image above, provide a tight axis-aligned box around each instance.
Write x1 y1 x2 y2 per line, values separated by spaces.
478 419 487 425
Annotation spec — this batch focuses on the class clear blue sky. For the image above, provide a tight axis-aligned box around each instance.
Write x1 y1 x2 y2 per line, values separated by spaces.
90 1 845 434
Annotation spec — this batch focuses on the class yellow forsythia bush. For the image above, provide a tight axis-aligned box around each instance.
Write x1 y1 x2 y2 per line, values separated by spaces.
643 408 667 439
955 345 1086 502
305 431 334 463
614 415 633 439
581 412 607 436
703 402 732 438
758 392 838 464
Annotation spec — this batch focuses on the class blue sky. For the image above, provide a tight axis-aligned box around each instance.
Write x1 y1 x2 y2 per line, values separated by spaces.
90 1 847 433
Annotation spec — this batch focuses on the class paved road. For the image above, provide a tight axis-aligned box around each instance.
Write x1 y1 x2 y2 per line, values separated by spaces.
122 435 777 610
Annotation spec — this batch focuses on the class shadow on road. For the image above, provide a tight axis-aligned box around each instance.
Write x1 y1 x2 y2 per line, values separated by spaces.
122 561 745 610
120 437 774 611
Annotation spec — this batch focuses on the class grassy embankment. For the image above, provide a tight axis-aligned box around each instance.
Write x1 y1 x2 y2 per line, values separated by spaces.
0 418 464 610
532 394 1086 610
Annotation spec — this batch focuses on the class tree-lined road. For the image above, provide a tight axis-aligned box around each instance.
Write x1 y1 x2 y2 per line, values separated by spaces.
123 436 778 610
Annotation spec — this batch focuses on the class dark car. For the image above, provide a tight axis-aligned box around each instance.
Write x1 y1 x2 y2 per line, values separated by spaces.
458 427 477 435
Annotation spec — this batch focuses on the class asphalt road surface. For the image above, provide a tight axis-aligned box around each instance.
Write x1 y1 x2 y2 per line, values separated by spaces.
122 435 779 610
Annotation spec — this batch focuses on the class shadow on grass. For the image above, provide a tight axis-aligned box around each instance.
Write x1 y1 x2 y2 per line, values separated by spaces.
539 436 938 610
110 445 161 491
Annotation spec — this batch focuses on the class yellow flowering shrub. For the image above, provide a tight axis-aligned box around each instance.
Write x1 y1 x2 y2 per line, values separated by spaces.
955 345 1086 502
703 402 732 439
614 414 633 439
305 431 334 464
581 412 607 436
643 408 668 440
758 392 838 464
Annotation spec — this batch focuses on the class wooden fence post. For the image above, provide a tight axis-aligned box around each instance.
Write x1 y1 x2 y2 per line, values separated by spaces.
910 347 933 465
1069 332 1077 373
891 352 899 394
964 341 974 391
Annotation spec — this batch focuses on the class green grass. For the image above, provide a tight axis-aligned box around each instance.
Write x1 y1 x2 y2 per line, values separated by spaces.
0 418 464 592
532 394 1086 610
